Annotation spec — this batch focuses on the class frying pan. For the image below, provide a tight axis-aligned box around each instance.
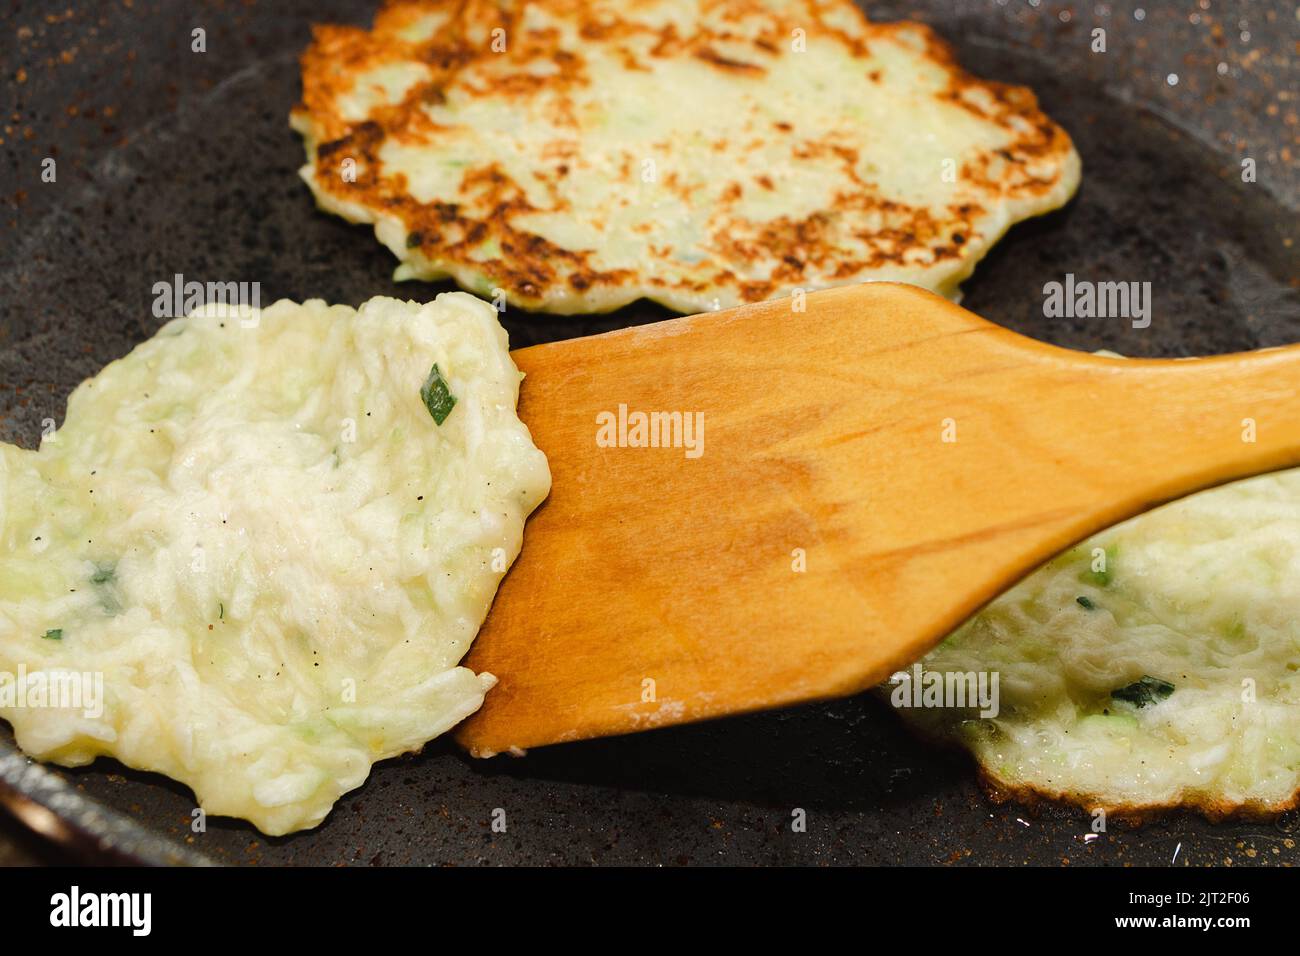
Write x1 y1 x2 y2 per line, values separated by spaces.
0 0 1296 866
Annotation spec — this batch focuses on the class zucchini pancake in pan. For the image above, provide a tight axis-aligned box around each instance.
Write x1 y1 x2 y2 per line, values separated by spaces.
292 0 1081 314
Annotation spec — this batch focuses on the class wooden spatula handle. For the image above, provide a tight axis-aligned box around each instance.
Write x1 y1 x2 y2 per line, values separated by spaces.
456 283 1300 756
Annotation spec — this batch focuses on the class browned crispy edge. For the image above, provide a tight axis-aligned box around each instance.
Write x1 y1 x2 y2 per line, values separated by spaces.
885 697 1300 825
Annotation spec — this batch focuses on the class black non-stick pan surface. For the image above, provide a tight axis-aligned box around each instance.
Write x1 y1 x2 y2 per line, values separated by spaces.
1 0 1296 866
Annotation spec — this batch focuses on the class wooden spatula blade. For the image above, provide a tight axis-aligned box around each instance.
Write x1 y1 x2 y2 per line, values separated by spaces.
455 282 1300 756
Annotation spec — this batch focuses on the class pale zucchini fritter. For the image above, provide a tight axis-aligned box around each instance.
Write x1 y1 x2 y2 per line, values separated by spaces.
0 294 550 835
894 470 1300 818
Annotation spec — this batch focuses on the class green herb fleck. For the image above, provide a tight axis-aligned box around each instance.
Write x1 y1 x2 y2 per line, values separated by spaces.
42 628 63 641
1080 544 1117 588
419 363 457 426
218 602 224 621
406 231 424 249
1076 595 1096 610
1111 675 1175 708
90 562 121 613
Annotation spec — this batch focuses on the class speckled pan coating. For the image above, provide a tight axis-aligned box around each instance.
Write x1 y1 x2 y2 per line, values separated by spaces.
0 0 1296 866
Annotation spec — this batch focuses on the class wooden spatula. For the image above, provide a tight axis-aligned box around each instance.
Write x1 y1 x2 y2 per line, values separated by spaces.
455 282 1300 757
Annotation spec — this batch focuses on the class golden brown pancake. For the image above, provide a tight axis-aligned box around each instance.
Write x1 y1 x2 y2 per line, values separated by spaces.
292 0 1080 314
